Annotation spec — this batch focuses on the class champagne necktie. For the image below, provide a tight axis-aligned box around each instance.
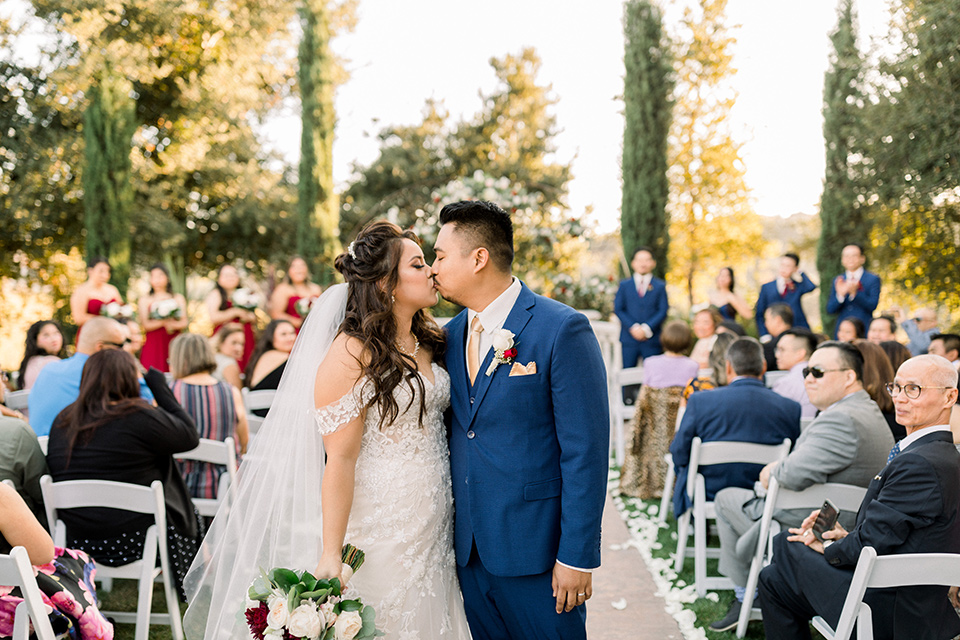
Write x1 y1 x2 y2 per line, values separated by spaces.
467 316 484 385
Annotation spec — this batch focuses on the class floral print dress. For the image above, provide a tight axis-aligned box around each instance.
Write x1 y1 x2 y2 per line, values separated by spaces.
0 546 113 639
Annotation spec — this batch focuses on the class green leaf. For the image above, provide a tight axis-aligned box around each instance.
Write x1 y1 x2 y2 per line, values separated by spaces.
300 588 330 601
271 568 300 590
358 604 379 637
300 574 318 591
330 577 342 597
339 599 362 612
247 572 272 601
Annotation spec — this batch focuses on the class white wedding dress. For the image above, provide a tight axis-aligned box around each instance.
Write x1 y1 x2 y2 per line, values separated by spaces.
316 362 472 639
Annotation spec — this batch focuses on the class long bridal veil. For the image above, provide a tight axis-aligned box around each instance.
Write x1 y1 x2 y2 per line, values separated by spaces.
183 284 348 639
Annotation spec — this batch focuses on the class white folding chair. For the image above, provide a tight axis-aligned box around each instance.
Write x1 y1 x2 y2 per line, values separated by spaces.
608 366 644 466
40 476 184 640
241 388 276 435
36 436 48 456
0 546 57 640
4 389 29 412
2 479 14 490
812 547 960 640
763 370 789 389
673 437 792 597
736 478 868 637
174 437 238 517
657 405 685 524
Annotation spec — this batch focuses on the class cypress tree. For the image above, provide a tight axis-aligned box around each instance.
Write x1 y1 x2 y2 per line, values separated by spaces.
621 0 673 278
298 0 339 284
82 70 136 296
816 0 867 334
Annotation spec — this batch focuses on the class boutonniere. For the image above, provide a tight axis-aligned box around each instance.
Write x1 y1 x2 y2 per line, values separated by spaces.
486 329 517 376
646 283 654 293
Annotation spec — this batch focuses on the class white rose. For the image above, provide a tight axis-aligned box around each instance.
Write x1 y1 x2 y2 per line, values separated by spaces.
334 610 363 640
104 302 120 317
287 602 325 639
266 594 289 630
319 601 337 626
492 329 515 353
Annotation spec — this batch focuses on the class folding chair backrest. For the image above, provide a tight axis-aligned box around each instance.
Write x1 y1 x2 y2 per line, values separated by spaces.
36 436 48 456
4 390 29 412
771 480 867 514
0 546 58 640
615 367 645 420
175 437 239 510
242 388 275 435
687 437 792 498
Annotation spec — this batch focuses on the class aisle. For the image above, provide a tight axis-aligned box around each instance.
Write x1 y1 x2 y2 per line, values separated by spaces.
587 492 682 639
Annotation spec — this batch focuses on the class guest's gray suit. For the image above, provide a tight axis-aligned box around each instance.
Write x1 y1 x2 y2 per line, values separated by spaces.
714 389 894 586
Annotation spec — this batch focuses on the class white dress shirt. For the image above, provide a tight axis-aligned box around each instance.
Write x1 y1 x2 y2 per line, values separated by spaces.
898 425 952 453
837 267 864 302
630 273 654 338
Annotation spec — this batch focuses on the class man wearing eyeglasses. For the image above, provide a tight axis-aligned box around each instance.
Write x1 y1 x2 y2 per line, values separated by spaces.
758 354 960 640
708 341 892 632
28 317 155 437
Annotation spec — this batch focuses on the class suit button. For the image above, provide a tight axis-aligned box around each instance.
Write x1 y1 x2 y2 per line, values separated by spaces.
470 397 475 404
467 430 476 439
465 477 469 485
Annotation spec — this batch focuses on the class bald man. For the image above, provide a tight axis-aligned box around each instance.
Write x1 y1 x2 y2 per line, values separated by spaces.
28 317 154 436
759 355 960 640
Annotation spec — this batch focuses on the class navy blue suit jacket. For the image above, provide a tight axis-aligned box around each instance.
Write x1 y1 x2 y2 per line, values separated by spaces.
445 283 609 576
613 276 668 359
754 273 816 337
826 270 881 337
669 378 801 515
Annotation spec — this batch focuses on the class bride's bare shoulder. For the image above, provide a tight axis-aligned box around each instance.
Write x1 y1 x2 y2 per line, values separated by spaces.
314 333 366 406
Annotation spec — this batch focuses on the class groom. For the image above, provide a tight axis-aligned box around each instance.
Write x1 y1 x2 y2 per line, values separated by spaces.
433 200 609 639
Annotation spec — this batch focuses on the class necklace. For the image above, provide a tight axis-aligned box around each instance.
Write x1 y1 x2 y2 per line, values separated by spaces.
397 335 420 359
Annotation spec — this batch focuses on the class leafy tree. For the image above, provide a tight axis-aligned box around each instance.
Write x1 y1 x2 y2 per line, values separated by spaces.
816 0 868 334
621 0 673 277
666 0 764 307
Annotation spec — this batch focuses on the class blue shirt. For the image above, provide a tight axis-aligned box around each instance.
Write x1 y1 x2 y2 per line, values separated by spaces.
27 353 155 437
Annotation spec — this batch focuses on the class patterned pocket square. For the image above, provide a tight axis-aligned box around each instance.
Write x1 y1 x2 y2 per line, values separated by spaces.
509 361 537 376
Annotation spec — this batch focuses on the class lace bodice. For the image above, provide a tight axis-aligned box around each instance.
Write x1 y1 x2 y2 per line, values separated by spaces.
313 363 470 639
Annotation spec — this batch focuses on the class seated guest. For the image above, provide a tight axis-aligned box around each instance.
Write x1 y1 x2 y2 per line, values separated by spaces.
669 337 801 518
683 332 738 402
759 355 960 640
709 341 892 631
28 317 154 436
17 320 67 390
880 339 912 374
619 321 697 499
0 416 48 526
0 483 113 639
119 318 144 361
894 306 939 355
836 316 865 342
244 319 297 417
46 350 201 600
762 303 794 372
689 307 724 373
211 324 245 389
928 333 960 372
867 315 897 344
853 339 903 441
771 329 818 418
169 333 249 504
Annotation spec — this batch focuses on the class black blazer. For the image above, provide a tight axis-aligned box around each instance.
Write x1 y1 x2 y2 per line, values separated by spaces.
46 369 200 539
824 429 960 640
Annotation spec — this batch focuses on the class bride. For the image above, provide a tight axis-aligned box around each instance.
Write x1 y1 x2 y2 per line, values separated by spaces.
183 221 471 639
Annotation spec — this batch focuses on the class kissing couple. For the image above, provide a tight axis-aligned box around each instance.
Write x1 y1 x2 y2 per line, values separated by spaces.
183 200 610 639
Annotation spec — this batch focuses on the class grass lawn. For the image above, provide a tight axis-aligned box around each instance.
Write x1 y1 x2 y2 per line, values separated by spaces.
96 580 185 640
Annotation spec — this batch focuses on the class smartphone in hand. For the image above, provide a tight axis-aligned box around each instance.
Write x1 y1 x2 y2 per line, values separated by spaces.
812 499 839 542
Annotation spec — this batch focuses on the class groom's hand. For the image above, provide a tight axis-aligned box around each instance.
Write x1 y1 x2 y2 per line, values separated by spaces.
552 562 592 613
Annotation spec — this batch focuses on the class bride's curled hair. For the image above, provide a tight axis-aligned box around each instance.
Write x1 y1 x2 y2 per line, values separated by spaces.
334 220 446 429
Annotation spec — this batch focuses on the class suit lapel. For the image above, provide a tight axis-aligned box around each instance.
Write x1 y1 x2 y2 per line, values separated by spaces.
446 311 471 421
469 284 536 424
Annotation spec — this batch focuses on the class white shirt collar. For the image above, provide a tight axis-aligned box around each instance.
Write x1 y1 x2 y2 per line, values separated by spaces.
633 272 651 289
467 277 522 336
845 267 864 281
899 424 952 452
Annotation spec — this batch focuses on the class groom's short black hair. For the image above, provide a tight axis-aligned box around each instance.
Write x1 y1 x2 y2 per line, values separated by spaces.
439 200 514 272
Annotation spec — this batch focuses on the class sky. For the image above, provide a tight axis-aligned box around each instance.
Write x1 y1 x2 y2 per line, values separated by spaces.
5 0 893 233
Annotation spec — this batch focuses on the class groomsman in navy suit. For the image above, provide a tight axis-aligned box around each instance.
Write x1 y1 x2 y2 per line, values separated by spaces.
826 243 881 338
433 200 609 640
614 247 668 368
755 253 816 339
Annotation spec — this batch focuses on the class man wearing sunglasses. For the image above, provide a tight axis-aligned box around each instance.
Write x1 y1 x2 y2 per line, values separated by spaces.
28 317 154 437
759 354 960 640
709 341 892 632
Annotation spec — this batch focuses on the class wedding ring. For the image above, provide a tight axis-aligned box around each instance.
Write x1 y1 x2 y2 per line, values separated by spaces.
578 592 586 596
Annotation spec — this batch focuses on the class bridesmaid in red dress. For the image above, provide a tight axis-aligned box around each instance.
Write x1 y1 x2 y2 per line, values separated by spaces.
267 256 323 331
69 256 123 345
139 264 189 372
206 265 258 372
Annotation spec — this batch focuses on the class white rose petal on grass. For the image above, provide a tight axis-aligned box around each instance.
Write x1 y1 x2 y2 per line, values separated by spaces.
706 592 720 602
611 598 627 610
334 610 363 640
287 602 325 639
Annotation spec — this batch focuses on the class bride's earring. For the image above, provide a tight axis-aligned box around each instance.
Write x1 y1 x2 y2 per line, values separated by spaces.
391 294 396 305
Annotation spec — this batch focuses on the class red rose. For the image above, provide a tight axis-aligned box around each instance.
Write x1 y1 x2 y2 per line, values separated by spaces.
245 602 269 640
504 348 518 359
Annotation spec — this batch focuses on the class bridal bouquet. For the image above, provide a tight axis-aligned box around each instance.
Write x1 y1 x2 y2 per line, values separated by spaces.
100 302 136 320
245 545 380 640
294 296 319 318
232 288 262 312
149 298 183 320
